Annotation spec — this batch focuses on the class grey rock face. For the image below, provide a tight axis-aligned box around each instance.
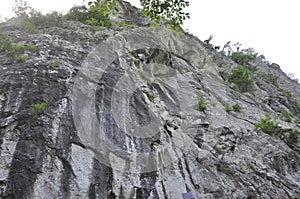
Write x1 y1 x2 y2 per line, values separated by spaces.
0 1 300 199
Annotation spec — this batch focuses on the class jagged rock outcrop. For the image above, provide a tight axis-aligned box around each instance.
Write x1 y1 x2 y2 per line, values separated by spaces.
0 1 300 198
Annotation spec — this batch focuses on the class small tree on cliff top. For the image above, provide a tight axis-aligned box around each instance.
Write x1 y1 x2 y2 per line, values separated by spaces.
89 0 190 31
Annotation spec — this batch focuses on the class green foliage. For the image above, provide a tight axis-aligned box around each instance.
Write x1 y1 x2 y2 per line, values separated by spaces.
21 19 37 33
15 53 28 62
65 0 113 27
230 51 255 66
257 54 270 65
228 66 253 92
0 33 35 62
30 11 64 28
32 101 48 113
86 0 114 27
225 103 242 112
285 129 298 145
13 0 114 30
144 91 154 102
223 43 270 65
13 0 35 18
258 73 279 87
64 6 88 23
49 60 61 67
12 0 64 32
280 110 292 122
197 97 206 112
295 114 300 123
66 0 190 30
279 88 292 98
255 112 279 135
225 104 232 112
13 0 191 30
141 0 190 31
116 21 135 27
25 43 37 51
232 103 242 112
12 0 36 33
256 113 298 146
0 34 12 52
297 102 300 111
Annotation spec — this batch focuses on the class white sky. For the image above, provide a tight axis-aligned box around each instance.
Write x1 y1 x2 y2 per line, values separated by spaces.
1 0 299 81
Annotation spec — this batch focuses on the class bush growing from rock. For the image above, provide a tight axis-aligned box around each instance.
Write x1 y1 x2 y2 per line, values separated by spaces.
285 129 298 145
0 33 35 62
255 113 279 135
279 88 292 98
228 66 253 92
32 101 48 113
65 6 88 23
65 1 112 27
280 110 292 122
225 104 232 112
258 73 279 87
30 11 64 28
225 103 242 112
49 60 62 67
230 51 255 66
197 97 206 112
232 103 242 112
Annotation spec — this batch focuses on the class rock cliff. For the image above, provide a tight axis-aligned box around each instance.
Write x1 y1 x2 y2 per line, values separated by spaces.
0 1 300 198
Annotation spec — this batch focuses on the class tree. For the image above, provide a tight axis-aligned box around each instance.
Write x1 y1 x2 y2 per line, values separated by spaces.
12 0 35 18
85 0 115 27
89 0 190 31
140 0 190 31
12 0 191 30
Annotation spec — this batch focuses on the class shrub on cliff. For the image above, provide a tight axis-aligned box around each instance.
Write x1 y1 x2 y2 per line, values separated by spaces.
255 113 279 135
280 110 292 122
65 1 112 27
197 97 206 112
228 66 253 92
230 51 255 66
0 33 36 62
258 72 279 87
12 0 64 32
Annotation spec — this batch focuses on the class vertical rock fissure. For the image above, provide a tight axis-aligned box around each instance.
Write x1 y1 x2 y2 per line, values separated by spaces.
88 158 113 199
5 137 46 199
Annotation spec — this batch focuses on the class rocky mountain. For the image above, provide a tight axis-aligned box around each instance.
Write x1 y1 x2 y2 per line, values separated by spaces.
0 1 300 198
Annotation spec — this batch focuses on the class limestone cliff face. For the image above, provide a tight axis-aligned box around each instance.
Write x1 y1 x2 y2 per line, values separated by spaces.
0 1 300 199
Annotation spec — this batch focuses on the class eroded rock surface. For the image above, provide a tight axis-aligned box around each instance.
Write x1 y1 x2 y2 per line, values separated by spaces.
0 1 300 198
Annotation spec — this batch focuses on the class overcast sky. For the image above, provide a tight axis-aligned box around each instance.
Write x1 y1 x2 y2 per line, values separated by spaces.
1 0 299 81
